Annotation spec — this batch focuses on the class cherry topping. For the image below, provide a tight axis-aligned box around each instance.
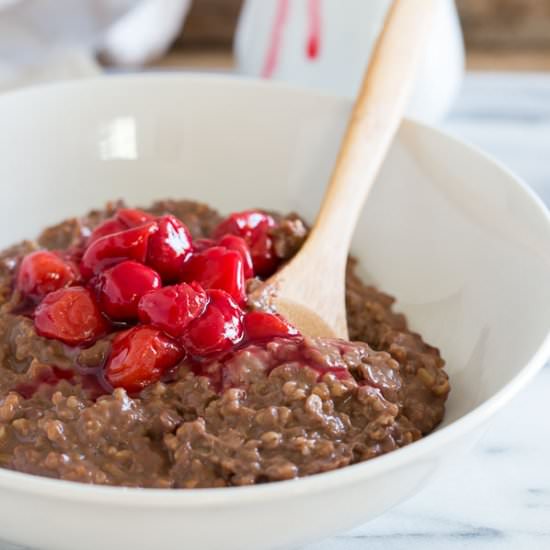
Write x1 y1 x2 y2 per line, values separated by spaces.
248 228 278 277
193 238 216 252
243 311 299 343
16 250 77 301
34 286 108 346
88 218 126 245
62 246 85 266
96 261 162 321
80 221 158 279
213 210 273 238
182 289 244 356
116 208 154 228
138 282 208 338
212 210 278 277
105 326 184 393
181 246 246 305
218 234 254 279
146 215 193 282
88 209 154 245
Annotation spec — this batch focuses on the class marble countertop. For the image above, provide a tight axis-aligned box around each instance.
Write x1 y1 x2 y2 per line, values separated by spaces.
1 72 549 550
305 72 550 550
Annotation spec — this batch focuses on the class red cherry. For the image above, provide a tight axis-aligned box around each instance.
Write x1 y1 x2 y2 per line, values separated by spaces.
88 209 154 245
213 210 274 238
96 260 162 321
34 287 108 346
116 208 154 228
212 210 278 277
181 246 246 305
146 215 193 282
218 234 254 279
80 221 158 279
182 289 244 356
62 246 85 266
16 250 77 300
88 218 126 245
105 327 184 393
248 229 278 277
243 311 299 343
138 282 208 338
193 238 216 252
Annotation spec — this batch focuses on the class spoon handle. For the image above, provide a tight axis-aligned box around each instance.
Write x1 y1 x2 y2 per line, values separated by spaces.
301 0 436 262
265 0 437 339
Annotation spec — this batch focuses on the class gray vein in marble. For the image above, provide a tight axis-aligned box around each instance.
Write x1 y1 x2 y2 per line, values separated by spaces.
337 526 505 541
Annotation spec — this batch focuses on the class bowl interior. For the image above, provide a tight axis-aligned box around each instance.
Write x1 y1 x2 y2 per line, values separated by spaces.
0 75 549 430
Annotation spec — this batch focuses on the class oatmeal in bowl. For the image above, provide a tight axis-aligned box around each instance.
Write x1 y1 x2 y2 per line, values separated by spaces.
0 199 449 488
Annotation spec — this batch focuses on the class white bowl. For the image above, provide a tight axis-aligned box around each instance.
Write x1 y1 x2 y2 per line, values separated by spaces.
0 75 548 550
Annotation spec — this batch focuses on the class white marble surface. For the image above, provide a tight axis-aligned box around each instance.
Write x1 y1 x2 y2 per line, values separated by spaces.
1 72 549 550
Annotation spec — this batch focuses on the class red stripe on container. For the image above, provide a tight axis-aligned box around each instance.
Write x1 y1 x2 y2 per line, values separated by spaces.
306 0 322 60
261 0 290 78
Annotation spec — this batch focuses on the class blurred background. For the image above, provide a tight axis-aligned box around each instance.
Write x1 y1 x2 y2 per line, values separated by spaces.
0 0 549 202
2 0 550 101
165 0 550 71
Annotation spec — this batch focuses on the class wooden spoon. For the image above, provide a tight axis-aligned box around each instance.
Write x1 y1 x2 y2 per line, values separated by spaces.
255 0 436 339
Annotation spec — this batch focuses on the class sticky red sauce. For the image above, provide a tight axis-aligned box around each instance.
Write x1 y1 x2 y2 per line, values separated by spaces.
261 0 290 78
15 366 75 399
306 0 322 60
80 373 108 400
189 336 351 394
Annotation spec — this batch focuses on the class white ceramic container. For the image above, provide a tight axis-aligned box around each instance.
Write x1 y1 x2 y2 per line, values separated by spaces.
235 0 465 123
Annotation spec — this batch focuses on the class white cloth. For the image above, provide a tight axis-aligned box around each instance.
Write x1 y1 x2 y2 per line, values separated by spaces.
0 0 192 91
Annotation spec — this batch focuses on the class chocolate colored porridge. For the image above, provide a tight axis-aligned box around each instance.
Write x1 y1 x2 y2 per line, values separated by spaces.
0 200 449 488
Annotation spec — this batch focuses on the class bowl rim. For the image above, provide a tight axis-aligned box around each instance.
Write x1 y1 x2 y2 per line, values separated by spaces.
0 73 548 506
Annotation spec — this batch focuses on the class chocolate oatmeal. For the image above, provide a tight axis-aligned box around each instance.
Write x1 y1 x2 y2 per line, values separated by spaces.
0 200 449 488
